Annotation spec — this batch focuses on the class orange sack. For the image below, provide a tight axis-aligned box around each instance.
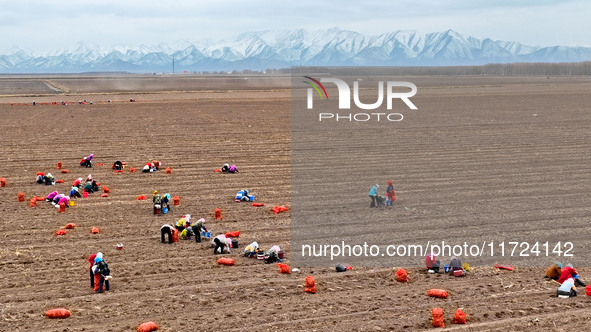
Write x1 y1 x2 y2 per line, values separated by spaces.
494 264 514 271
30 198 37 207
61 169 70 173
45 308 71 319
225 231 240 238
252 203 264 207
432 308 445 328
103 186 110 193
214 207 221 219
91 227 100 234
277 263 291 274
137 321 159 332
394 268 408 282
171 228 179 242
453 309 467 324
305 275 317 293
428 289 449 299
65 223 76 229
18 192 25 202
217 257 235 266
55 229 67 236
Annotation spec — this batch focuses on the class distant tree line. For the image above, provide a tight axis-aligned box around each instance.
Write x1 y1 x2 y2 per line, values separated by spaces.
194 62 591 76
392 62 591 76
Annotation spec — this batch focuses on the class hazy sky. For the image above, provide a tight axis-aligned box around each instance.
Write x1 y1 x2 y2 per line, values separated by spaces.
1 0 590 53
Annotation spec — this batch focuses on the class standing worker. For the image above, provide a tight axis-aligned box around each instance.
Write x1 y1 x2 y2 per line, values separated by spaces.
368 184 379 208
152 191 162 214
191 218 208 243
386 180 396 207
92 253 111 293
161 193 171 213
88 253 97 288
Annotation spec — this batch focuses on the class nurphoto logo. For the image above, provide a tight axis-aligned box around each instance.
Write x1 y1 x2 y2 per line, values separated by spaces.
303 76 418 122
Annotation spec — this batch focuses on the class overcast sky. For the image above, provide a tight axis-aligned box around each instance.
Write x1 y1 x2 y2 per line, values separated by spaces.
1 0 589 53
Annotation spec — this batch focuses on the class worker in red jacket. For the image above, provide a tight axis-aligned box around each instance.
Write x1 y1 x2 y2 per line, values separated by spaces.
88 253 97 288
558 264 586 286
386 180 396 206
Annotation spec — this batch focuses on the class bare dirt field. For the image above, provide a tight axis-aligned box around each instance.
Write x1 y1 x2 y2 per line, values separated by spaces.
0 75 590 331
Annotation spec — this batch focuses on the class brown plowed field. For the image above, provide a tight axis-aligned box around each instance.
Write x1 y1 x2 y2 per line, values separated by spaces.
0 75 590 331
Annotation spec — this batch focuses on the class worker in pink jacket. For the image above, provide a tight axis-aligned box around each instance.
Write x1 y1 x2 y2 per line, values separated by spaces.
45 191 59 202
56 195 70 208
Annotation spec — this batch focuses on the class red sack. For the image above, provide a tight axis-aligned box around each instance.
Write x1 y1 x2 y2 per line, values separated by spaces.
171 228 179 242
277 263 291 274
494 264 514 271
29 198 37 207
56 162 62 169
305 275 316 293
103 186 110 193
165 167 171 174
114 170 124 173
61 169 70 173
453 269 465 277
394 268 408 282
45 308 71 319
214 207 221 219
130 167 136 173
432 308 444 328
225 231 240 238
36 172 45 176
272 205 289 214
137 321 159 332
36 196 46 201
453 309 467 324
137 195 147 200
55 229 67 236
252 203 264 207
55 179 64 183
428 289 449 299
91 227 100 234
97 163 104 166
217 257 235 266
65 223 76 229
101 194 109 197
214 169 222 172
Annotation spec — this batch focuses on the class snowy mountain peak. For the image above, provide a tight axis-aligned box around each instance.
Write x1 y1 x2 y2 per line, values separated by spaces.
1 28 591 73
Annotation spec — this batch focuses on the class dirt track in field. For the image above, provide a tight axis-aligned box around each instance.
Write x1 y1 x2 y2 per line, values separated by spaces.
0 75 590 331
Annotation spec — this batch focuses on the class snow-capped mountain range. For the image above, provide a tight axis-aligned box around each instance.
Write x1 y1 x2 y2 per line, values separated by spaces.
1 28 590 73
